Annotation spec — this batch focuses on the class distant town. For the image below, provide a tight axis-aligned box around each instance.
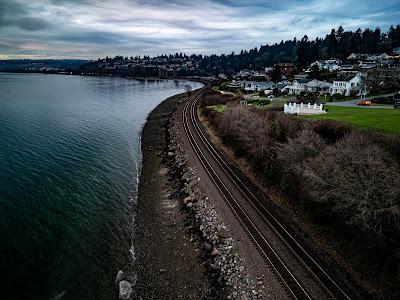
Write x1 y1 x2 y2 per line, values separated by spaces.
2 26 399 101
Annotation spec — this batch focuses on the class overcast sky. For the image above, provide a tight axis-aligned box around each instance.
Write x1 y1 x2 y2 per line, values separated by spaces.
0 0 399 59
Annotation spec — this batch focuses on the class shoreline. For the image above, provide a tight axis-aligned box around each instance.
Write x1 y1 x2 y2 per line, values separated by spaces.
131 88 268 300
132 91 210 299
0 71 212 86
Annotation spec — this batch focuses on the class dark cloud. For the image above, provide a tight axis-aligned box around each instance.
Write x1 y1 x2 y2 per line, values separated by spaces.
0 1 48 31
15 17 50 31
0 0 399 58
0 0 26 26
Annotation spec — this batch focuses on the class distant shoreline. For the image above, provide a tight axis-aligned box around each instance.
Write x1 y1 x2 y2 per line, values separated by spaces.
0 70 212 86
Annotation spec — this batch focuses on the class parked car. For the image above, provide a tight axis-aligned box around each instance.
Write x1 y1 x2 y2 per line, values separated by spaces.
357 100 371 106
394 101 400 109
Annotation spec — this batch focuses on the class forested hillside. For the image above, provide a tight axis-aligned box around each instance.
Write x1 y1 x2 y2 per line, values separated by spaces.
199 25 400 74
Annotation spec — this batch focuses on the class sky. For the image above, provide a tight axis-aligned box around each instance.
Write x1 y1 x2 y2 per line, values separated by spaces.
0 0 399 59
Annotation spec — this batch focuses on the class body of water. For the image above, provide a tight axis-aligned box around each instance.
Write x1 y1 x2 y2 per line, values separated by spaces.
0 73 202 299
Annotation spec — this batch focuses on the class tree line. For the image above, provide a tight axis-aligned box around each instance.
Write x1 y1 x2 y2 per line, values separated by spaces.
81 25 400 77
199 25 400 74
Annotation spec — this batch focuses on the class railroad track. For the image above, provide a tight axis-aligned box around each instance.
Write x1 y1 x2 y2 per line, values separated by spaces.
181 89 352 300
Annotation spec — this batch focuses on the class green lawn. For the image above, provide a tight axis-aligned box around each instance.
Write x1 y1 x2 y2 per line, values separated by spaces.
301 105 400 133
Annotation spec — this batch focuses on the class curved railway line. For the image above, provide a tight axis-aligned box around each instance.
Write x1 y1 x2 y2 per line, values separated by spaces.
181 88 353 300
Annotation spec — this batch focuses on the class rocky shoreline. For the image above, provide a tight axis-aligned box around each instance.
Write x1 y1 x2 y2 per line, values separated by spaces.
166 116 266 300
125 91 264 299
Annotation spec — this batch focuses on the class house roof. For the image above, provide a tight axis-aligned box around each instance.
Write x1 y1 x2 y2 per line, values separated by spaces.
296 79 313 84
334 74 357 82
275 63 295 67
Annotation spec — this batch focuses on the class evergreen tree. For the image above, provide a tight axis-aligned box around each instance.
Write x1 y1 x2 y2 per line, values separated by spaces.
271 65 282 82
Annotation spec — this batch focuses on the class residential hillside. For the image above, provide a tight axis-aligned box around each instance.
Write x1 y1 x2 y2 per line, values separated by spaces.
77 25 400 79
199 25 400 74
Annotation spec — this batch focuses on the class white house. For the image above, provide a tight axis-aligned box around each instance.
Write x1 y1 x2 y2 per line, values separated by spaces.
282 79 312 95
305 80 331 94
347 53 368 60
310 60 341 72
366 53 390 61
329 74 365 96
244 81 275 92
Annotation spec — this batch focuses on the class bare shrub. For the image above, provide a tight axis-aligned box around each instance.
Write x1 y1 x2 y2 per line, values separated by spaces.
275 128 327 193
202 106 222 129
220 106 277 173
276 128 326 162
370 132 400 164
200 89 235 107
301 132 400 242
209 105 400 243
311 120 351 144
266 111 303 141
219 107 305 177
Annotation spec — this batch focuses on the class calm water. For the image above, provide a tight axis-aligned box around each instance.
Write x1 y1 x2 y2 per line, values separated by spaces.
0 73 202 299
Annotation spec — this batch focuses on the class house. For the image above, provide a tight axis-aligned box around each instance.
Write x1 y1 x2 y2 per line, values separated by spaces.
338 64 359 76
329 74 365 96
359 62 377 69
365 53 390 62
347 53 368 60
366 66 400 83
282 79 312 95
306 80 331 94
276 80 290 90
310 59 341 72
274 63 296 77
227 80 244 89
264 67 273 73
294 73 308 80
238 69 252 77
244 81 275 92
325 58 342 65
237 69 267 80
393 47 400 56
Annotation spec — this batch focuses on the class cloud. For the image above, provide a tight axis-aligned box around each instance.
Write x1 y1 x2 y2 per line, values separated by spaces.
0 1 49 31
14 17 50 31
0 0 399 59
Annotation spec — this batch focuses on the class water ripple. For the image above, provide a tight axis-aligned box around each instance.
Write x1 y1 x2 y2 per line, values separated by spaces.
0 73 203 299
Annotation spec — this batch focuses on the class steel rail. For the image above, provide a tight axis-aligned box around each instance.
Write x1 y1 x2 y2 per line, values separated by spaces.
182 90 312 299
189 94 352 300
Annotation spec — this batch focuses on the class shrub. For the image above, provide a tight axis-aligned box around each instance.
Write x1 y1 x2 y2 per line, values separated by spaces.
301 132 400 243
205 103 400 290
311 120 351 144
275 128 327 193
208 104 400 251
200 88 235 107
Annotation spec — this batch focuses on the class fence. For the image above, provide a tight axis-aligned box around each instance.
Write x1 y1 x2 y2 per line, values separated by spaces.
284 102 325 115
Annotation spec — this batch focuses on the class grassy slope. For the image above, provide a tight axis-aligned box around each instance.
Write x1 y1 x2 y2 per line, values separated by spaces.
301 105 400 133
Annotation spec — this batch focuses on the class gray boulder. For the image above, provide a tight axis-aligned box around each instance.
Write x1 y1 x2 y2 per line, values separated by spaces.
119 280 133 300
115 270 125 284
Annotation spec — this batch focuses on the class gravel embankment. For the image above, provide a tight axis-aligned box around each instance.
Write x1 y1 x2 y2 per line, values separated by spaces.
165 106 266 300
122 91 266 299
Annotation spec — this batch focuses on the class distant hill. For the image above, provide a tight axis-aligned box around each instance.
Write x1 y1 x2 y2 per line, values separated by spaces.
79 25 400 78
0 59 88 73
